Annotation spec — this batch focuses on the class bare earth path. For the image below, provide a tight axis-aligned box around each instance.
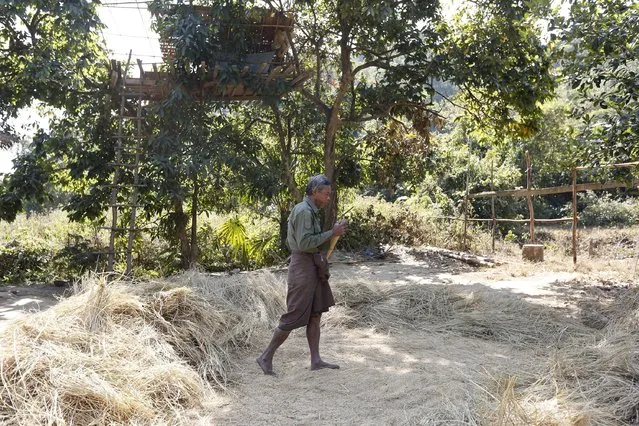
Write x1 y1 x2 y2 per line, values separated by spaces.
0 284 69 332
208 328 537 425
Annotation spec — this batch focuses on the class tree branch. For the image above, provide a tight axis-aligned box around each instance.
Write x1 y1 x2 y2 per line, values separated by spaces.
343 101 443 125
299 87 330 116
352 52 405 76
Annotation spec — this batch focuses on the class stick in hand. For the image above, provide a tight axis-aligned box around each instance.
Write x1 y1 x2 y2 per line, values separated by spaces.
326 219 347 259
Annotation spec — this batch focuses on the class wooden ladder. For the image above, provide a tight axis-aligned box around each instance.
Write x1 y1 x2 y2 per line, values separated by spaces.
106 57 146 275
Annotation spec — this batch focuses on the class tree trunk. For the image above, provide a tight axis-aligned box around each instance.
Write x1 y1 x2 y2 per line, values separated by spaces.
324 118 338 228
173 199 190 270
270 103 301 202
189 177 199 268
323 27 352 229
269 103 300 251
278 206 289 252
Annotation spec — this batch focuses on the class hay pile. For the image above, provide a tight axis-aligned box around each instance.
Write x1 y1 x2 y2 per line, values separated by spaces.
155 271 286 386
0 271 285 425
329 280 590 347
487 286 639 425
329 278 639 423
328 281 453 331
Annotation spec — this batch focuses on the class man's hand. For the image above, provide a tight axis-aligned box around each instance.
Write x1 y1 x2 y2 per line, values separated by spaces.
332 219 347 236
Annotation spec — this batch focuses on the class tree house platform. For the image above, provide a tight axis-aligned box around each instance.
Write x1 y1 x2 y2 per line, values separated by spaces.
109 59 311 102
108 6 309 101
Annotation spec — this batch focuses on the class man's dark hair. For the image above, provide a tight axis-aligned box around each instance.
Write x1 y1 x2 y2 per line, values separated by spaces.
305 174 331 196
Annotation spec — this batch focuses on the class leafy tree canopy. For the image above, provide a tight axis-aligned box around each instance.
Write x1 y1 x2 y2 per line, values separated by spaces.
445 2 555 137
553 0 639 163
0 0 106 138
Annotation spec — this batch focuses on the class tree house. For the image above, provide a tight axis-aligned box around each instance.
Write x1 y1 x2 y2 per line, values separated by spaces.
109 6 310 101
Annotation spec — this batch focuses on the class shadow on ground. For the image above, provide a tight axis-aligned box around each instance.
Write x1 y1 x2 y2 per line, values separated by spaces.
0 284 70 330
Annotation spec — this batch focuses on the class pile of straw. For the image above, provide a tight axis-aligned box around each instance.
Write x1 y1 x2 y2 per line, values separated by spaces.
330 278 639 424
0 271 286 425
0 278 204 425
328 281 464 331
330 280 589 347
437 291 591 347
3 268 637 424
155 271 286 387
481 286 639 424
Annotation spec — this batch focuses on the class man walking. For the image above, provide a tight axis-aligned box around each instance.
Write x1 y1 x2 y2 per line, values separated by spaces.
257 175 347 375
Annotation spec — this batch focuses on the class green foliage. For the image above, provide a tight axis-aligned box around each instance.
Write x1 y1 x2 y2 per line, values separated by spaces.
360 120 431 198
0 240 51 284
553 0 639 163
340 197 436 251
518 96 582 187
149 2 294 100
0 0 607 277
504 230 518 244
444 2 555 137
410 174 458 216
196 215 282 271
0 0 106 135
574 192 639 227
337 195 497 253
216 216 250 266
0 212 104 284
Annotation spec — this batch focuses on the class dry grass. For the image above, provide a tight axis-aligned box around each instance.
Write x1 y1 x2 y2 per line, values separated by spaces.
154 271 286 387
0 277 204 425
474 225 639 285
477 285 639 425
3 266 639 425
329 276 639 424
329 280 590 348
327 281 463 332
0 271 285 425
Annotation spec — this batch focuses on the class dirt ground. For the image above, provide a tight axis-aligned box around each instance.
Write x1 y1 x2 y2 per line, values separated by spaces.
0 284 70 332
1 246 636 424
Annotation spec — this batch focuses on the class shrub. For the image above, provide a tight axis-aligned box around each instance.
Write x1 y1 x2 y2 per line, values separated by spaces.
339 196 453 252
197 215 283 272
0 211 105 284
574 193 639 227
0 240 52 284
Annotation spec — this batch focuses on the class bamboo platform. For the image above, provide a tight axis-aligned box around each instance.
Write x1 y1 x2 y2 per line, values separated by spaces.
109 59 310 101
110 6 305 101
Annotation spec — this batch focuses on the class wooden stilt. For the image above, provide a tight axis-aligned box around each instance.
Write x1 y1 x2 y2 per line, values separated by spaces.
572 168 578 265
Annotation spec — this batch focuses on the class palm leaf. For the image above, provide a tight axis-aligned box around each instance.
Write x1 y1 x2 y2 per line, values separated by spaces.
216 216 247 248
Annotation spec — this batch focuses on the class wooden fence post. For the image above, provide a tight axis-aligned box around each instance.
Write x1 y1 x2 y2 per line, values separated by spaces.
491 159 496 253
463 137 471 251
572 168 577 265
525 151 535 243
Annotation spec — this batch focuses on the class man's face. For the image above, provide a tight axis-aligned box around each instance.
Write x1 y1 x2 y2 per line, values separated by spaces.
312 187 331 208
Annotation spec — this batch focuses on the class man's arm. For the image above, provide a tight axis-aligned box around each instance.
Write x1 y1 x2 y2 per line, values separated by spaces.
295 209 333 252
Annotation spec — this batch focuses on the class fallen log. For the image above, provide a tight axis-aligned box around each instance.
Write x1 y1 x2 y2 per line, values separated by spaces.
423 246 498 267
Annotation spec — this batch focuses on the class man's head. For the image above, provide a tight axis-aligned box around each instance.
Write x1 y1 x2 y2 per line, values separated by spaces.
306 175 332 207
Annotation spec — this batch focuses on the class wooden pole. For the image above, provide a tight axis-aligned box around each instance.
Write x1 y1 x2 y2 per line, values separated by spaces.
469 178 639 199
463 137 471 251
572 168 577 265
575 161 639 171
525 151 535 243
108 52 133 273
491 159 496 253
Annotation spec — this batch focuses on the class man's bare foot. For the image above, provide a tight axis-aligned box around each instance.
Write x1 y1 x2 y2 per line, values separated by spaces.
311 360 340 371
256 357 275 375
